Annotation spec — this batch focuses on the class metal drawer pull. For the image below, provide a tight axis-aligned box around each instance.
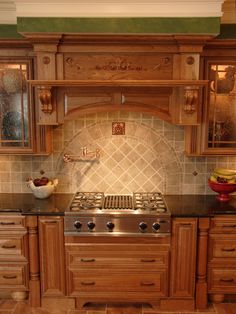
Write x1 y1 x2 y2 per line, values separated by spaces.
81 258 95 262
44 220 58 224
220 278 234 283
0 222 15 225
140 259 156 263
80 281 95 285
221 248 235 252
3 275 17 279
2 244 16 249
140 282 155 286
222 225 236 228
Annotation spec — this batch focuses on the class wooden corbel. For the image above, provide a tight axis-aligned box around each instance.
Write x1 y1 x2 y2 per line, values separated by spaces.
38 86 53 114
183 87 199 114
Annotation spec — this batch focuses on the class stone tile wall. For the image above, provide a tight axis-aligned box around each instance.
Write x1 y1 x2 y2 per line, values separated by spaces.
1 112 236 194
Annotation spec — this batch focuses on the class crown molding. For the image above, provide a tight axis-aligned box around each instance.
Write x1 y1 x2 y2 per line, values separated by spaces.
0 1 16 24
14 0 224 18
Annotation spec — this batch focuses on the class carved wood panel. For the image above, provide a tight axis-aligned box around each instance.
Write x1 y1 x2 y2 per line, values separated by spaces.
64 53 173 80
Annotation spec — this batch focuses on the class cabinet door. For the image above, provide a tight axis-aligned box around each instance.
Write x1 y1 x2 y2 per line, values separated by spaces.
186 59 236 155
38 216 65 296
0 60 33 153
204 60 236 154
0 59 52 154
170 218 197 298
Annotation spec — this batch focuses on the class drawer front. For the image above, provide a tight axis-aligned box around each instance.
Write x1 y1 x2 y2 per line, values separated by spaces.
65 244 169 269
208 268 236 293
0 264 28 289
0 237 26 261
0 216 25 231
67 270 168 296
66 251 169 270
209 235 236 260
210 217 236 233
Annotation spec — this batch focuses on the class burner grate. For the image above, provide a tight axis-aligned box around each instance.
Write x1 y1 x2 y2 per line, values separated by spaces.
104 195 133 209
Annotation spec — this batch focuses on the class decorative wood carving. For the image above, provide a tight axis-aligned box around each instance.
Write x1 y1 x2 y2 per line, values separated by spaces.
38 86 53 114
183 87 199 114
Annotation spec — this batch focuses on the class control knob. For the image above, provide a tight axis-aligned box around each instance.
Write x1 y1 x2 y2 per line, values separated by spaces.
139 222 148 232
152 222 161 231
74 220 82 230
87 221 95 230
106 221 115 231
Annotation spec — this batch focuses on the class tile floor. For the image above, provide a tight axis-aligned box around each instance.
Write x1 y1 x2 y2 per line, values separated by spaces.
0 299 236 314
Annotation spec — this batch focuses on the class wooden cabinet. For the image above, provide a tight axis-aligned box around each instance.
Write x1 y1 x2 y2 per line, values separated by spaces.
170 218 197 300
0 214 29 300
208 216 236 302
65 236 170 309
185 52 236 155
0 58 51 155
38 216 65 297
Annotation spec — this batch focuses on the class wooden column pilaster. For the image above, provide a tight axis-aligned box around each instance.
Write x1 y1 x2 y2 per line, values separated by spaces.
196 217 210 309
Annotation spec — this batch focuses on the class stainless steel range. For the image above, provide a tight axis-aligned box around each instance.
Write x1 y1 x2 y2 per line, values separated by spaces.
64 192 171 236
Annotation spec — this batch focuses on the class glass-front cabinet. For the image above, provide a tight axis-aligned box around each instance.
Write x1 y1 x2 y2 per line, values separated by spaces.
0 59 33 153
201 59 236 155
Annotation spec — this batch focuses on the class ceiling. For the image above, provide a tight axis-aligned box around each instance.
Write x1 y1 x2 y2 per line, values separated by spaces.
0 0 233 24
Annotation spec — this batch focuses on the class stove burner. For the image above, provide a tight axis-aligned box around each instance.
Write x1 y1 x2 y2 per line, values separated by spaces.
70 192 104 211
133 192 167 212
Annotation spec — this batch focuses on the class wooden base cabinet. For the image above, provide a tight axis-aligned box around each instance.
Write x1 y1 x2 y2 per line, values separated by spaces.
65 236 170 309
0 215 29 301
208 216 236 303
169 218 198 311
38 216 65 297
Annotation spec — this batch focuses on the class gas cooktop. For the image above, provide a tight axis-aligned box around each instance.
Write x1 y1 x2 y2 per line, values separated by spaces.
68 191 169 214
64 192 171 236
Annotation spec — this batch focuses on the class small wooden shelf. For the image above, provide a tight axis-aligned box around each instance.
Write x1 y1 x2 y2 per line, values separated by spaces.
28 79 209 88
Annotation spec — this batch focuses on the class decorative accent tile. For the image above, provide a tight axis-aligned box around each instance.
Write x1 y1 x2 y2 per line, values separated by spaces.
112 122 125 135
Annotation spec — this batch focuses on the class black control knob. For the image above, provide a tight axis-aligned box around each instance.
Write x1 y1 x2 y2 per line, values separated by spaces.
106 221 115 231
152 222 161 231
139 222 148 232
74 220 82 230
87 221 95 230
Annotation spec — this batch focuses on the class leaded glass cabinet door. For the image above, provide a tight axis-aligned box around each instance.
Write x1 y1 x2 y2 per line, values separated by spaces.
202 60 236 154
0 60 33 152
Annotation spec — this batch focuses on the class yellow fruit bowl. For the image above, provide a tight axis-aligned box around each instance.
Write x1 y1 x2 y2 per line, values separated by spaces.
208 179 236 202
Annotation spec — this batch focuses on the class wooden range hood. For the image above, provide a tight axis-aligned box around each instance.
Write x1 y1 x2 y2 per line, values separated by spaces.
29 78 208 126
26 34 212 126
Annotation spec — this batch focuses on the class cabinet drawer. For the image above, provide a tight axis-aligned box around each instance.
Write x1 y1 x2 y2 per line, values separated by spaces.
67 269 168 296
208 268 236 293
0 216 25 231
210 217 236 233
208 235 236 260
66 250 169 270
65 244 169 268
0 264 28 289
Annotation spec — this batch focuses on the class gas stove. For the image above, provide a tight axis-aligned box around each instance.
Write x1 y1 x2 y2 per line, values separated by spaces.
64 192 171 236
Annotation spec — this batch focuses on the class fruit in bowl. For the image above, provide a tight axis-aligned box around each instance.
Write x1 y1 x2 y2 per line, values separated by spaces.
27 171 58 199
208 168 236 201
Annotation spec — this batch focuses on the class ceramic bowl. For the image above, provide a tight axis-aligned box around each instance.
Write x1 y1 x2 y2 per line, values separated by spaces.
208 179 236 201
28 179 58 199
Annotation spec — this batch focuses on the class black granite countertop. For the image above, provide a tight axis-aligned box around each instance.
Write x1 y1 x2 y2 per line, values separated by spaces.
0 193 73 216
0 193 236 217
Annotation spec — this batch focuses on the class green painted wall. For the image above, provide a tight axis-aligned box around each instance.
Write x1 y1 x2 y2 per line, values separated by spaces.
0 17 235 40
17 17 220 35
0 25 23 39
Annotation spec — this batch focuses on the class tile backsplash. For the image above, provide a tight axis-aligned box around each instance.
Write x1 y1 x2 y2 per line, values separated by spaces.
1 111 236 194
